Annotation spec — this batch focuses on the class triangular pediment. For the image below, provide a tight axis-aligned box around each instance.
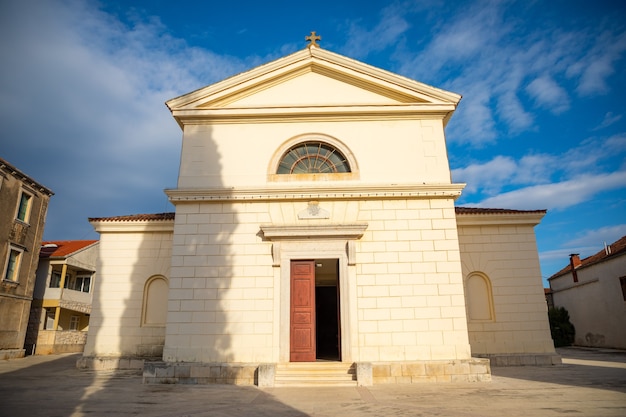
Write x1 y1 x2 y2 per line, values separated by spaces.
166 47 461 125
207 66 417 108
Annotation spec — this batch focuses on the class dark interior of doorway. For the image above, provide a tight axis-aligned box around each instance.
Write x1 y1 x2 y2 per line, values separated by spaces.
315 258 340 361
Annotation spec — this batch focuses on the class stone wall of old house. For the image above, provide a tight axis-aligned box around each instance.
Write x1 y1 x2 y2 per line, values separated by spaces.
35 330 88 354
0 159 53 359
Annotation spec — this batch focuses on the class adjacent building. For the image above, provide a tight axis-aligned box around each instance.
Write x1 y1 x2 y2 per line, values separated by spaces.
25 240 98 355
549 236 626 349
80 41 558 385
0 157 53 360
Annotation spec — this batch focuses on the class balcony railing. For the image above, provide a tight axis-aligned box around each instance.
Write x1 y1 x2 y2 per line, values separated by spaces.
43 287 92 307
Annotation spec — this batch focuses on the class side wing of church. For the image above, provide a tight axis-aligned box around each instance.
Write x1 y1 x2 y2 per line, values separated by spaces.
80 43 558 385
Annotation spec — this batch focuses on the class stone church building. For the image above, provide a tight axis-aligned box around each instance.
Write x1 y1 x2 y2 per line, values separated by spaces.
80 37 559 385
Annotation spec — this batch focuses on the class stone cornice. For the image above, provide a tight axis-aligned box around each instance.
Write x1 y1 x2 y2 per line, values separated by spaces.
165 183 466 203
260 223 368 241
171 104 455 125
90 220 174 233
455 211 545 227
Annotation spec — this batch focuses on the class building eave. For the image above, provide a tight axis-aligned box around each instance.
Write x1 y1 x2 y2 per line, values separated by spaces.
455 209 546 226
89 219 175 233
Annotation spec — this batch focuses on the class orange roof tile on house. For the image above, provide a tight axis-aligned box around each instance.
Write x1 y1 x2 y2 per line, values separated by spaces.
40 240 98 258
549 235 626 279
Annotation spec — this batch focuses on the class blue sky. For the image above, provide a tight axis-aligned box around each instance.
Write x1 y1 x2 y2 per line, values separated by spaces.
1 0 625 284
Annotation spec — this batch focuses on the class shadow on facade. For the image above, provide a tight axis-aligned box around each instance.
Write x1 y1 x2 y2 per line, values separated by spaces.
82 123 261 386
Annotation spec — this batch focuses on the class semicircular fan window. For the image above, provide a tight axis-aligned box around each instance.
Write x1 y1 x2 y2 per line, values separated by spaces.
277 142 351 174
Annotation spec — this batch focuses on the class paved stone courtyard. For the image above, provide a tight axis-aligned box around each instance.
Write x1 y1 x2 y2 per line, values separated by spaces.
0 347 624 417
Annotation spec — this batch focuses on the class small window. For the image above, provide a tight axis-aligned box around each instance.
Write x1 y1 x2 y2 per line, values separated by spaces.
16 191 33 223
277 142 351 174
4 247 23 282
49 271 61 288
44 308 55 330
63 273 72 289
74 275 91 293
620 276 626 302
69 315 80 331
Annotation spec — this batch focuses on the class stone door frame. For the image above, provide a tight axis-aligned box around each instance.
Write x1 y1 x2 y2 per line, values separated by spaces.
261 223 366 363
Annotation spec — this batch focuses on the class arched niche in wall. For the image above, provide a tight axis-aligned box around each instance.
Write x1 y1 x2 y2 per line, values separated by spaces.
141 275 169 326
465 272 495 322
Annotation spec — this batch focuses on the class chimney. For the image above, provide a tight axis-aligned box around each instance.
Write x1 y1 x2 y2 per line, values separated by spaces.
569 254 581 283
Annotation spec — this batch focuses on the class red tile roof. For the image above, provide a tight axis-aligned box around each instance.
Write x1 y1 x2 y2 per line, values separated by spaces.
549 235 626 279
40 240 98 258
455 207 547 215
88 212 175 222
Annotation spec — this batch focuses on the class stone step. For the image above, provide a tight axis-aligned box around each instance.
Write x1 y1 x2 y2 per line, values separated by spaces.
274 362 357 387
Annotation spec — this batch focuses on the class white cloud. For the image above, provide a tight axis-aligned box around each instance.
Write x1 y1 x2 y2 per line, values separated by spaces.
576 31 626 96
341 4 410 59
526 76 570 114
593 112 623 131
515 154 557 185
413 0 507 73
0 0 252 237
474 171 626 210
541 224 626 267
567 224 626 248
560 134 626 175
394 2 626 145
452 156 516 194
495 92 534 132
453 152 556 196
449 86 498 144
454 132 626 199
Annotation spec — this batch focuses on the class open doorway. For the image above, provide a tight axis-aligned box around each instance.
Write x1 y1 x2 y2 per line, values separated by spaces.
315 259 340 361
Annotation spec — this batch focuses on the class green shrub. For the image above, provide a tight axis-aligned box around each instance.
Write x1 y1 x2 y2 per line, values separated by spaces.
548 307 576 347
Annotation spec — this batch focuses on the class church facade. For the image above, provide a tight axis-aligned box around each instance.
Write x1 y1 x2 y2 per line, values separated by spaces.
80 41 558 385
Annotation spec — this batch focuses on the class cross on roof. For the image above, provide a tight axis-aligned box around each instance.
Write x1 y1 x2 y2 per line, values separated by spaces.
305 31 321 48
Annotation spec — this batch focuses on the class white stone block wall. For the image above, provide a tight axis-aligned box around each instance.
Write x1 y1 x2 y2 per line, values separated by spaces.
164 196 471 364
83 230 172 357
457 224 555 355
355 198 470 362
163 202 275 363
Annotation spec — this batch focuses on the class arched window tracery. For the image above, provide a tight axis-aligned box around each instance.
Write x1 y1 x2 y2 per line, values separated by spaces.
277 141 351 174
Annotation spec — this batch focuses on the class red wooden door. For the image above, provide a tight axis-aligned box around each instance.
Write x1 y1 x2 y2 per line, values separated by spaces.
290 260 316 362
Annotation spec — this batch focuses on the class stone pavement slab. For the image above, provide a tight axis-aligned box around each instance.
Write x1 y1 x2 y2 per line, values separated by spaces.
0 347 624 417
